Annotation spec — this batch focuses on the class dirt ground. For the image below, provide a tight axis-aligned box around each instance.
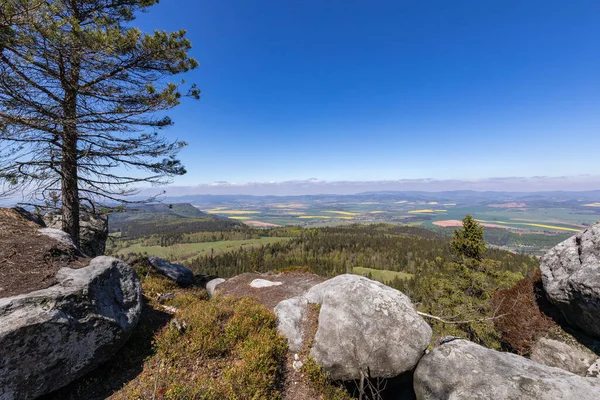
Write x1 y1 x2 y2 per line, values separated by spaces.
0 208 86 298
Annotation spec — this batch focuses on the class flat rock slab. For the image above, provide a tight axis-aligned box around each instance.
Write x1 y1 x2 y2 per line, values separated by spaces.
215 272 325 309
414 338 600 400
250 278 283 288
148 256 195 286
0 256 142 399
531 337 598 376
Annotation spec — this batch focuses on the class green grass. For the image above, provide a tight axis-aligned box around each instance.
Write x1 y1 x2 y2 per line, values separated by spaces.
352 267 413 283
116 237 291 263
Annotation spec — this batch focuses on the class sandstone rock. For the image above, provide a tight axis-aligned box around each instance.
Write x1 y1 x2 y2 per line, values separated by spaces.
250 278 283 288
12 206 45 226
531 337 598 376
206 278 226 298
43 209 108 257
277 274 431 381
148 256 194 286
38 227 77 248
0 256 142 399
275 296 309 352
414 338 600 400
587 359 600 378
540 223 600 337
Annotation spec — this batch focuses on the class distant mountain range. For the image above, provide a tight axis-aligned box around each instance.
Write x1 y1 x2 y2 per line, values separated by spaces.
155 190 600 208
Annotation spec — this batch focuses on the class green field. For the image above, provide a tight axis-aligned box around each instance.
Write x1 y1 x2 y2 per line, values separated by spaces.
115 237 291 263
352 267 413 283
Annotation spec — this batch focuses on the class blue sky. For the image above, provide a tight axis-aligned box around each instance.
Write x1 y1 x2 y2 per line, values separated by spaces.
134 0 600 188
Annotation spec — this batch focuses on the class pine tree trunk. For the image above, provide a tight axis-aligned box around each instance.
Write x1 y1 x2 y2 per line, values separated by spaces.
61 54 81 247
61 129 80 247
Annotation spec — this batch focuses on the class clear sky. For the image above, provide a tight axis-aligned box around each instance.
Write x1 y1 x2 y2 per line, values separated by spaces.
134 0 600 187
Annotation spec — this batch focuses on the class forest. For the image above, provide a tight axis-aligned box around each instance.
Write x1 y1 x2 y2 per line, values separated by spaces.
112 220 539 349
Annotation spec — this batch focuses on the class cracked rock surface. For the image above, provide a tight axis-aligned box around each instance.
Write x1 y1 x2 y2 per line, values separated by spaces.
414 339 600 400
540 223 600 337
0 256 142 399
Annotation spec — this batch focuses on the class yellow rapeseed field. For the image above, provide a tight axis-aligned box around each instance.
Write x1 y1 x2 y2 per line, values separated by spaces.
324 211 358 216
583 203 600 207
206 210 261 215
475 219 579 232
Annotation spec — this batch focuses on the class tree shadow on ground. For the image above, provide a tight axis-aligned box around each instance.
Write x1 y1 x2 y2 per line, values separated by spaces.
342 370 417 400
40 299 172 400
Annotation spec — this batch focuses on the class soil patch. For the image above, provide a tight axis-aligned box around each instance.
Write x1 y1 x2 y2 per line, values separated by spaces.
0 208 87 298
244 220 281 227
215 271 325 310
282 304 320 400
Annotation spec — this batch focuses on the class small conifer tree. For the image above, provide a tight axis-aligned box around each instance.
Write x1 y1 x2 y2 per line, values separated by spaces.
451 214 486 261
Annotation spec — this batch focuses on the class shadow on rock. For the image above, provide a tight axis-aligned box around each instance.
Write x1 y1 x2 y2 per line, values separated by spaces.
40 300 172 400
534 278 600 356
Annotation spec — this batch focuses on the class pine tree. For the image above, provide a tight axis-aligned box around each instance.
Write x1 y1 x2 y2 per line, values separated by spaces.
0 0 199 246
451 214 486 261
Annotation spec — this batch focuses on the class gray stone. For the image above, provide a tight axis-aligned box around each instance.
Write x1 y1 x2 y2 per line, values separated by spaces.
540 223 600 337
38 227 76 248
306 274 431 381
531 337 598 376
0 256 142 399
414 338 600 400
148 256 194 286
275 296 309 352
43 209 108 257
587 359 600 378
12 206 45 226
206 278 226 298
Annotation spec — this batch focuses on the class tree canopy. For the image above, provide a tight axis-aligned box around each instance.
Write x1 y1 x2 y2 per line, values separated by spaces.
0 0 199 245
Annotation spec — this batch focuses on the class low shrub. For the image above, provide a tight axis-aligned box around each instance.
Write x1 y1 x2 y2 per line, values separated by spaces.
492 268 555 354
114 295 287 399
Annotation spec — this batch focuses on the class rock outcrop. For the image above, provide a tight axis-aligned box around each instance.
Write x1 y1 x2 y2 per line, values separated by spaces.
276 274 432 381
0 256 142 399
540 223 600 337
148 256 195 286
43 208 108 257
206 278 226 298
414 338 600 400
531 337 598 376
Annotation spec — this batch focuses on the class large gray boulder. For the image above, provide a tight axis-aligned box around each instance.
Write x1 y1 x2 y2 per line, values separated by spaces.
276 274 431 381
531 337 598 376
414 338 600 400
0 256 142 399
148 256 195 286
43 209 108 257
540 223 600 337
